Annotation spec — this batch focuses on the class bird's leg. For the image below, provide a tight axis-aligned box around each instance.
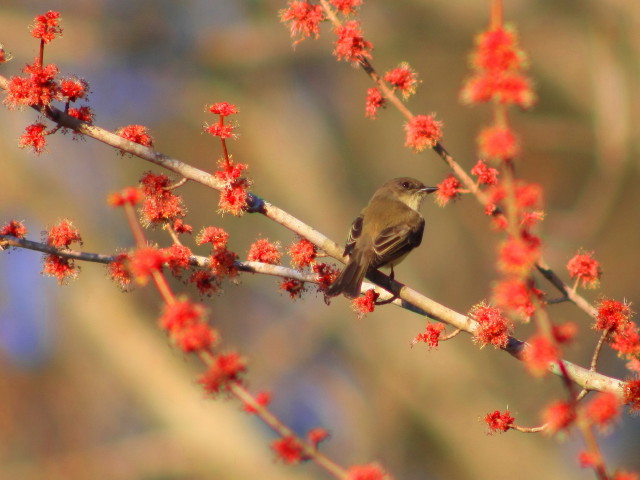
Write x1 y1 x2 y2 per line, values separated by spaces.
389 266 395 281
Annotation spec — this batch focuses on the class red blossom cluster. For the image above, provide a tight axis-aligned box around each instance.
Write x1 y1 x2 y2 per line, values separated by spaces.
566 250 602 289
159 299 217 353
484 409 515 434
434 174 461 207
213 158 251 216
116 125 154 151
412 322 445 349
41 219 82 284
0 220 28 239
351 289 379 318
198 352 247 396
345 464 388 480
138 172 186 226
30 10 63 44
196 225 239 283
247 238 281 265
279 1 325 44
383 62 419 100
468 301 513 349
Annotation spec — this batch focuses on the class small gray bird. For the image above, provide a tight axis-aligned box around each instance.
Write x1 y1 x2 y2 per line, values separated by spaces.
326 177 437 298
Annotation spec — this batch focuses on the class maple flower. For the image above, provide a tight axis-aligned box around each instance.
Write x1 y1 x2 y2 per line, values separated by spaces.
208 101 238 117
492 276 536 320
473 27 523 70
18 123 48 154
198 352 247 396
469 302 513 349
288 237 317 268
384 62 419 99
404 114 443 152
330 0 363 15
196 226 229 251
271 436 305 464
313 262 339 292
163 244 192 276
58 77 88 102
566 250 602 289
523 334 559 377
552 322 578 345
138 172 185 225
595 298 632 334
543 400 576 432
107 253 132 290
128 247 166 285
205 122 235 139
345 464 388 480
471 159 499 185
412 322 445 349
364 87 385 119
333 20 372 64
434 174 461 207
280 278 306 299
609 321 640 358
172 219 192 235
0 220 27 238
30 11 63 43
497 232 540 276
174 322 216 353
243 391 271 414
584 391 621 430
67 106 94 124
280 1 325 45
611 471 639 480
188 270 218 296
484 409 515 434
623 378 640 412
42 254 78 284
478 125 519 162
45 219 82 248
4 61 59 109
306 427 329 447
210 249 239 279
116 125 154 149
247 238 281 264
461 71 535 108
219 183 249 216
214 158 249 185
107 186 142 207
352 289 379 318
577 451 597 469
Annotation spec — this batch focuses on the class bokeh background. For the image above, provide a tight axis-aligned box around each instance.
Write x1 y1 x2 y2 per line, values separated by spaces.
0 1 639 479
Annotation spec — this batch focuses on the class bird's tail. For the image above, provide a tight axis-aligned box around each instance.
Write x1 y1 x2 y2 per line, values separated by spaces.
325 252 369 299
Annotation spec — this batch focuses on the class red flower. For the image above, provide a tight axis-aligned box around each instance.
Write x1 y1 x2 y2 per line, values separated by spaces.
108 187 142 207
288 237 317 268
163 244 192 276
4 61 59 108
197 226 229 251
567 250 602 289
523 334 559 377
313 262 339 292
584 392 621 430
208 101 238 116
471 160 499 185
42 254 78 284
623 378 640 412
461 71 535 108
219 183 249 216
611 471 639 480
333 20 372 64
609 321 640 357
351 289 379 318
139 172 185 225
18 123 48 154
58 77 88 102
243 391 271 414
306 427 329 446
107 253 132 290
280 278 306 299
67 106 94 123
543 400 575 432
271 436 305 464
45 219 82 248
577 451 597 468
497 232 540 275
198 352 247 396
30 11 63 44
404 114 443 152
434 174 461 207
595 298 632 334
364 87 385 119
552 322 578 345
174 322 216 353
345 464 388 480
205 122 235 139
412 322 445 349
472 26 524 72
469 302 513 349
384 62 418 99
279 1 325 45
210 249 239 279
247 238 281 264
484 409 515 434
128 247 166 284
116 124 153 148
188 270 218 296
0 220 27 238
172 219 192 235
492 276 536 319
330 0 362 15
478 125 519 161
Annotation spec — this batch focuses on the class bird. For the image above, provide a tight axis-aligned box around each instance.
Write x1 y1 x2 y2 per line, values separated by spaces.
325 177 437 299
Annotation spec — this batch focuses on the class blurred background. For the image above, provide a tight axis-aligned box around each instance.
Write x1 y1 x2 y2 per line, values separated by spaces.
0 1 639 479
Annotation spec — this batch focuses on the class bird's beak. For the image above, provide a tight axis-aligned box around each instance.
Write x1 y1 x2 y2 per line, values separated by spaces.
422 186 438 194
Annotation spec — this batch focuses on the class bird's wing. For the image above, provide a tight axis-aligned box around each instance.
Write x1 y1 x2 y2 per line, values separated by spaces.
343 214 363 257
371 217 425 268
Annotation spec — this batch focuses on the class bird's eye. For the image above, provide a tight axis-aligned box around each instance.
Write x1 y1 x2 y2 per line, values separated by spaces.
401 181 410 189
